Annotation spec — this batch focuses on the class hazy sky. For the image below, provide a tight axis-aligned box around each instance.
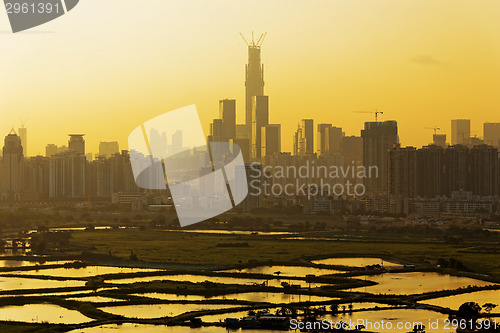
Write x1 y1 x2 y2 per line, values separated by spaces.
1 0 500 155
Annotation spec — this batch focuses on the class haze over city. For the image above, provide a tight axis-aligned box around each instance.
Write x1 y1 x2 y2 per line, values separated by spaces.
1 0 500 156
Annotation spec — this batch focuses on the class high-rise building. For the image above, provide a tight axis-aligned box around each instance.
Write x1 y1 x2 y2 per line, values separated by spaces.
236 124 249 140
251 95 269 160
316 123 332 155
416 145 444 197
18 125 27 157
451 119 470 145
68 134 85 155
210 119 225 142
301 119 314 155
361 121 398 193
237 163 262 212
244 35 265 142
341 135 363 186
293 124 303 156
341 136 363 164
483 122 500 148
469 145 498 196
99 141 119 158
384 144 499 200
46 144 67 157
442 144 469 195
432 134 447 148
49 151 86 198
219 99 236 141
24 156 50 200
0 130 24 200
261 124 281 159
388 146 417 198
325 126 343 154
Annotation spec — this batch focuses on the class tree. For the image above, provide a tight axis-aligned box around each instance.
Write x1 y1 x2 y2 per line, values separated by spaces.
458 302 481 318
483 303 497 314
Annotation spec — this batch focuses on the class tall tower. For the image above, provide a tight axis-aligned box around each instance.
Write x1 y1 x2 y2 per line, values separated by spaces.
219 99 236 141
68 134 85 155
451 119 470 145
301 119 314 155
1 129 24 199
251 95 269 160
18 119 27 157
242 32 266 142
361 121 399 193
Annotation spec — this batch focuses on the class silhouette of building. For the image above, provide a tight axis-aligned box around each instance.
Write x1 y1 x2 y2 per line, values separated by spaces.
46 144 67 157
469 145 498 196
325 126 343 154
451 119 470 145
386 144 499 200
388 146 417 198
316 123 332 155
237 163 262 212
244 35 265 142
24 156 50 200
432 134 447 148
0 130 24 200
18 125 27 157
301 119 314 155
251 95 269 160
442 144 469 195
416 145 444 198
261 124 281 159
361 121 398 193
68 134 85 155
293 120 314 156
293 124 304 156
341 135 363 186
341 136 363 164
232 125 250 161
49 151 86 198
99 141 119 158
483 122 500 148
316 124 343 155
219 99 236 141
87 150 138 197
210 119 225 142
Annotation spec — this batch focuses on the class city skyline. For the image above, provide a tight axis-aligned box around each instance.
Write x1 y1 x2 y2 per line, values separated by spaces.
1 0 500 156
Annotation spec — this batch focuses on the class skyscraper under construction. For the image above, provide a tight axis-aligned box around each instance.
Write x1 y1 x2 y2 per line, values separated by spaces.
242 33 266 142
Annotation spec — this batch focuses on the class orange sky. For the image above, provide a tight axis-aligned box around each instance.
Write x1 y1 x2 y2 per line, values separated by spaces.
1 0 500 156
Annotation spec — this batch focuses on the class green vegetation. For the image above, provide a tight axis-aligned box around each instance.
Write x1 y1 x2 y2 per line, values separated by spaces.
68 226 500 277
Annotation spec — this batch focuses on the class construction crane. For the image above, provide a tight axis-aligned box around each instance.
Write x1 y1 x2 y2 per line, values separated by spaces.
425 126 441 135
353 109 384 122
240 32 267 47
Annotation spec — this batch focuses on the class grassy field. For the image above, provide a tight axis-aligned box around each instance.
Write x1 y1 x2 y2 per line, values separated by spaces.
69 228 500 277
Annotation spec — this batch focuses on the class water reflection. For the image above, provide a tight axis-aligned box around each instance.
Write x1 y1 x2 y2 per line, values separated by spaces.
107 274 328 288
323 309 451 333
0 260 75 268
311 257 402 268
221 265 345 277
134 292 336 304
65 296 124 302
72 324 274 332
12 266 160 278
422 289 500 311
0 276 86 290
0 304 91 324
99 303 244 318
162 229 292 235
352 272 493 295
